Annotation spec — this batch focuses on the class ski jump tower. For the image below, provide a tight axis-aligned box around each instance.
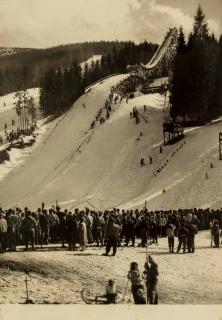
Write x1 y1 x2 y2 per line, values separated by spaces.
128 27 178 79
128 28 184 145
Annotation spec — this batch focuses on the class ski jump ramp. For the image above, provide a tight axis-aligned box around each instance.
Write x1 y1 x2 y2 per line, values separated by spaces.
128 27 177 77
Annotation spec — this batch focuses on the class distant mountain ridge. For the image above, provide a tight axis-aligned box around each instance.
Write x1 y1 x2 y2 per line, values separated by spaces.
0 47 35 57
0 41 126 96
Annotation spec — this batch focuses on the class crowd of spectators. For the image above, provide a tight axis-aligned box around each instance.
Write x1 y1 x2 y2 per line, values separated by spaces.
0 205 221 254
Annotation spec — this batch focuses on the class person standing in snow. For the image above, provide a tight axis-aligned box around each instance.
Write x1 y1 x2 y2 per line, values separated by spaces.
39 209 50 245
166 223 176 253
0 212 8 253
127 262 144 304
177 222 189 254
187 221 197 253
92 212 103 247
6 209 21 252
211 220 220 247
140 158 145 167
79 217 88 251
103 218 121 256
85 209 93 244
57 207 67 248
144 256 159 304
21 211 37 251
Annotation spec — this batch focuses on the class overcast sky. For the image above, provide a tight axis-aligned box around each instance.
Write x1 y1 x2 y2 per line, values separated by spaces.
0 0 221 48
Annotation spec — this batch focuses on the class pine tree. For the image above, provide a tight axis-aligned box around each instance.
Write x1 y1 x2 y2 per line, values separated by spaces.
215 36 222 113
171 6 217 124
27 96 36 124
193 5 209 41
206 34 218 118
170 27 187 122
70 60 83 101
83 63 90 88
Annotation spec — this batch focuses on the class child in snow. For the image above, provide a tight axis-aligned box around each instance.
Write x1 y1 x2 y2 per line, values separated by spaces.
105 279 117 303
136 288 146 304
127 262 144 304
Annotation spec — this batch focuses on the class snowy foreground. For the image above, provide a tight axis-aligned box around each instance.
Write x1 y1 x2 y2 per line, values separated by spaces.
0 231 221 304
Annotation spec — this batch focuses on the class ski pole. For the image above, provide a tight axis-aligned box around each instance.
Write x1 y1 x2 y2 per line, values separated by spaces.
128 290 132 303
122 278 129 301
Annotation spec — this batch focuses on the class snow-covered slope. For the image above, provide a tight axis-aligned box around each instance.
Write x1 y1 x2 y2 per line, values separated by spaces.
1 74 222 211
80 55 102 70
0 88 40 138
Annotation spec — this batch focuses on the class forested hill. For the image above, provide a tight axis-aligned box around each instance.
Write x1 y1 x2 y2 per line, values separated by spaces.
0 41 127 96
0 47 35 57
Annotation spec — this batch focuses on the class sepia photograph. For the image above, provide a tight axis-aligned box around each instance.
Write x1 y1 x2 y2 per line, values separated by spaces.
0 0 222 318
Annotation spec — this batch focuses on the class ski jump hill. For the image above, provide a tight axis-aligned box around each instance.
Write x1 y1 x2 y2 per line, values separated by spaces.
1 28 222 211
0 72 222 211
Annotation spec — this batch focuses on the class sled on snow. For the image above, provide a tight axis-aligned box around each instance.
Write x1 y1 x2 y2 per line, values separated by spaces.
81 288 120 304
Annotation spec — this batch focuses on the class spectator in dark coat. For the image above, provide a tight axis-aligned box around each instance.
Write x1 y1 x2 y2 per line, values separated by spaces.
187 222 197 253
177 223 189 253
211 220 220 247
0 212 8 253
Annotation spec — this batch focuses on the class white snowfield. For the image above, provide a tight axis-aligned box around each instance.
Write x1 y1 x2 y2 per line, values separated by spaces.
0 88 40 138
0 74 222 211
80 55 102 70
0 88 40 114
